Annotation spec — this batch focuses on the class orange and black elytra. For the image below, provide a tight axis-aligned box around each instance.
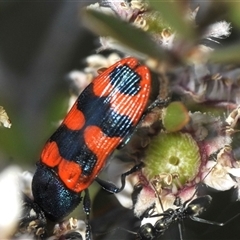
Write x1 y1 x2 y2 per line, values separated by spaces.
31 58 151 239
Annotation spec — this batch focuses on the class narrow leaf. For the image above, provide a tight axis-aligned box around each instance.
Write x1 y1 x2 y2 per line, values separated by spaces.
82 9 169 61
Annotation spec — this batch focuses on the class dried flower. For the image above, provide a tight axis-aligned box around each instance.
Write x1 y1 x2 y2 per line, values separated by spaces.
0 106 11 128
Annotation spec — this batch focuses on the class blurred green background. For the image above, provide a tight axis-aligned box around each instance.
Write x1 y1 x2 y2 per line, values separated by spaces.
0 1 96 168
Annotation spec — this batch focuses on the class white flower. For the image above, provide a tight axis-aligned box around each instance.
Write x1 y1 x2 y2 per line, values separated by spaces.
203 146 239 191
19 171 33 197
0 166 22 239
203 21 231 43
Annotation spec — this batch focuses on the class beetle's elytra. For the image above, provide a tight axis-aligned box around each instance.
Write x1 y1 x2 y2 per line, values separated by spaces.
32 57 151 221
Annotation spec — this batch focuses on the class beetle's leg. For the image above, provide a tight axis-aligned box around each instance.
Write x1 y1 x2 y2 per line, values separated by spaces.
95 162 143 193
146 97 170 113
83 189 92 240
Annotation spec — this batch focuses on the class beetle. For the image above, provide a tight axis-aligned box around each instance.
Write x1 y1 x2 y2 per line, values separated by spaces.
31 57 151 238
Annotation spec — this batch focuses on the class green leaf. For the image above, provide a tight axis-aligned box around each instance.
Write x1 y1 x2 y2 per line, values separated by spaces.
82 9 169 61
148 0 195 40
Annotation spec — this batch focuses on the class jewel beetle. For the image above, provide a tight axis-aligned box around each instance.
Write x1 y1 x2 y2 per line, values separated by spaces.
31 57 151 236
